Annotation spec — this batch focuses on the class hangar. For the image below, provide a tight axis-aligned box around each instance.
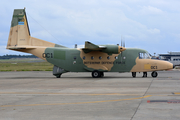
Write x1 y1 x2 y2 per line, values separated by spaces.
159 52 180 66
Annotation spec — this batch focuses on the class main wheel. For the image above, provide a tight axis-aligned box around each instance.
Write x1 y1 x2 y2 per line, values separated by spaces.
132 72 136 78
151 71 158 78
92 71 100 78
56 74 62 78
100 72 104 77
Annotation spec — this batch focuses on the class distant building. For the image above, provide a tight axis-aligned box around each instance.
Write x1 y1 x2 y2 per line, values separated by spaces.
159 52 180 66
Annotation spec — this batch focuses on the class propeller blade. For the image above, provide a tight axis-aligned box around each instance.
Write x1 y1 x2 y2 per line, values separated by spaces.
121 36 122 47
123 41 125 47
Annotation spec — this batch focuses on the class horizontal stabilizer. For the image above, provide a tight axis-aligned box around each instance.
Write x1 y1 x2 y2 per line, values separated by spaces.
7 45 39 49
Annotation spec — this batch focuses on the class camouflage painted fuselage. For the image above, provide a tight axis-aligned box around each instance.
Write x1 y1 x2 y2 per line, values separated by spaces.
44 47 172 73
7 8 173 78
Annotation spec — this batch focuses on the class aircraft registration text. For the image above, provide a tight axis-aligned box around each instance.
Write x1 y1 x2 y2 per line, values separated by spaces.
42 53 53 58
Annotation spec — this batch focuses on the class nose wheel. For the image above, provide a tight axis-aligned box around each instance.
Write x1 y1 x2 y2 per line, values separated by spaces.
151 71 158 78
92 71 104 78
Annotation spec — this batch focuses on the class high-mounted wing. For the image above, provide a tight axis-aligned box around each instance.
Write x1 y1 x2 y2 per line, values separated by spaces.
82 41 126 55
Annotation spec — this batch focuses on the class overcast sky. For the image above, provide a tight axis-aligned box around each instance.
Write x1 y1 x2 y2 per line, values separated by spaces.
0 0 180 55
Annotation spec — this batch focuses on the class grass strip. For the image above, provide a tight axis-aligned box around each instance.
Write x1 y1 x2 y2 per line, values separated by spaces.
0 62 53 71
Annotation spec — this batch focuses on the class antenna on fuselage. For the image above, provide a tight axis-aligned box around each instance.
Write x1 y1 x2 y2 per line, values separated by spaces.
75 44 77 48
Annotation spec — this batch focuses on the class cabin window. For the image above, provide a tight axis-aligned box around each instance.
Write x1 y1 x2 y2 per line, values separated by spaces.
139 53 150 59
91 56 94 60
99 56 102 60
83 56 85 60
107 56 110 60
115 56 118 59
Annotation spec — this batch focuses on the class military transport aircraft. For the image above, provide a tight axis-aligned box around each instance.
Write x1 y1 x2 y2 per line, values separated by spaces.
7 8 173 78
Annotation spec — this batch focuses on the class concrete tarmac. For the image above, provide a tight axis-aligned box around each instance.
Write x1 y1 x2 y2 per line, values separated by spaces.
0 71 180 120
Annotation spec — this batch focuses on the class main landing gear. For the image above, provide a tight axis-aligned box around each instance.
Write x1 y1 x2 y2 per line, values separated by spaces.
132 71 158 78
132 72 136 78
92 71 104 78
143 72 147 77
56 74 62 78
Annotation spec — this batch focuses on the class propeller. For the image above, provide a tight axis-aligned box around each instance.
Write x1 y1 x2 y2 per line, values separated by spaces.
120 35 125 62
121 35 125 47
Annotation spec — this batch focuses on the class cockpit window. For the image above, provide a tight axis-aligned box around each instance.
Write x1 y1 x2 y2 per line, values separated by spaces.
139 52 150 59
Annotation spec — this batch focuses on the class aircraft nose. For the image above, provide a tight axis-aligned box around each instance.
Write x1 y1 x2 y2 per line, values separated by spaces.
167 62 173 70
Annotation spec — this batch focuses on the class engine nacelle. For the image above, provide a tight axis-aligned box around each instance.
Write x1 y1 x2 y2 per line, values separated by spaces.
101 45 126 55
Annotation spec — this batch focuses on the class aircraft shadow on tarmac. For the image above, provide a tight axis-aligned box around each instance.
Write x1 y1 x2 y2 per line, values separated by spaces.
3 76 177 80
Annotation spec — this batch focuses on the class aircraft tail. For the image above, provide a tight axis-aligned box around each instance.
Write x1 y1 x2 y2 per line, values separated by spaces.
7 9 30 47
7 8 64 59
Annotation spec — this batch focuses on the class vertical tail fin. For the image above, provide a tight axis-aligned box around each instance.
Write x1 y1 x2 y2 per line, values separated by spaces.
6 8 66 59
7 8 61 49
7 8 30 47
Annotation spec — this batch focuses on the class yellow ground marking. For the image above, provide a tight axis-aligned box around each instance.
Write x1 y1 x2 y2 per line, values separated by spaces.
0 92 142 96
1 95 152 107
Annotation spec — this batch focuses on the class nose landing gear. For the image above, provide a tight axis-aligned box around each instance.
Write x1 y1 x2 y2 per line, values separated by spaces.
132 71 158 78
151 71 158 78
143 72 147 77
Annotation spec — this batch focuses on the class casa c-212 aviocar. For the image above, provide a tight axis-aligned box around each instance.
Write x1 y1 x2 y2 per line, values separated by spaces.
6 8 173 78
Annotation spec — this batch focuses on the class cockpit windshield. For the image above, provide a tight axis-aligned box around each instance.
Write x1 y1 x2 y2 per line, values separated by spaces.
139 52 151 59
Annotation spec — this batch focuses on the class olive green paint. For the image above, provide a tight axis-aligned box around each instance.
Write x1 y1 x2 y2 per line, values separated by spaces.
45 47 142 73
111 48 137 72
54 50 66 60
55 44 67 48
101 45 119 55
11 9 25 27
10 9 30 35
45 48 86 72
85 41 99 49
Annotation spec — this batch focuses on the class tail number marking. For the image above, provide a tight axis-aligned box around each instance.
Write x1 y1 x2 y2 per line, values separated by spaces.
151 66 157 69
42 53 53 58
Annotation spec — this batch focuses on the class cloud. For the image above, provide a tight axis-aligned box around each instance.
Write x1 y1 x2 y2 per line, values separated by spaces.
147 28 160 34
0 33 3 38
0 0 180 55
140 6 163 15
78 44 85 48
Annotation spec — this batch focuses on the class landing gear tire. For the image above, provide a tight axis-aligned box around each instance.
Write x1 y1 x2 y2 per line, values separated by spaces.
151 71 158 78
100 72 104 77
56 74 61 78
132 72 136 78
92 71 100 78
143 72 147 77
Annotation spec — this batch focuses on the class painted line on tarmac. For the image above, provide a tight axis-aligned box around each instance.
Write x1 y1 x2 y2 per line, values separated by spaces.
1 95 152 107
0 92 142 96
147 100 180 103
